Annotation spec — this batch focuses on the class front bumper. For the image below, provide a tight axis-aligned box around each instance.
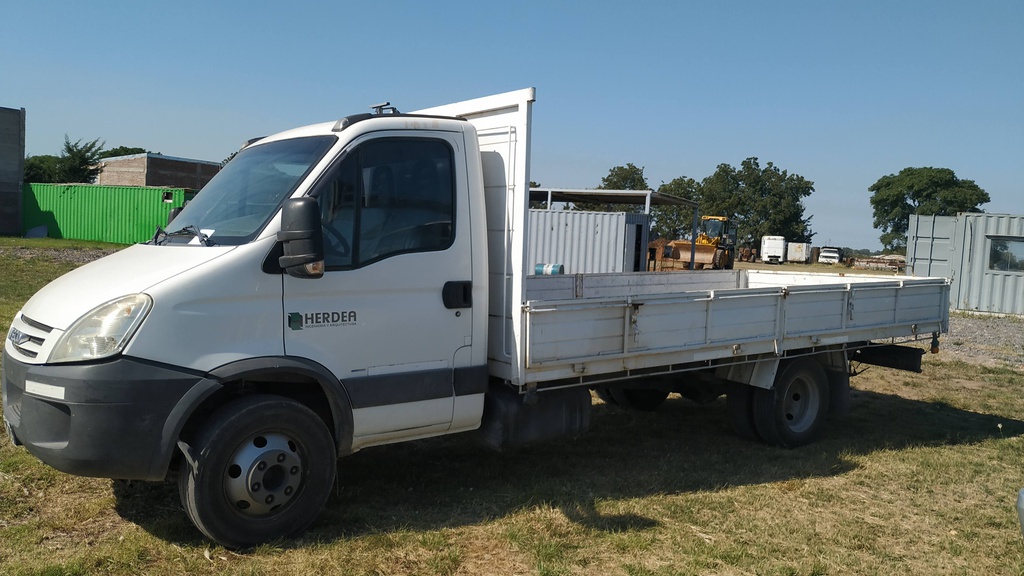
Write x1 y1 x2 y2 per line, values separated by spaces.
2 349 209 480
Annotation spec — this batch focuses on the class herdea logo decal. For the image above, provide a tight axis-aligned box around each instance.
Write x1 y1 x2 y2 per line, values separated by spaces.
287 311 357 330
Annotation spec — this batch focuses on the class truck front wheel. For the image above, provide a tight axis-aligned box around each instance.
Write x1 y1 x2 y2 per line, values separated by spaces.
752 358 829 448
178 395 336 548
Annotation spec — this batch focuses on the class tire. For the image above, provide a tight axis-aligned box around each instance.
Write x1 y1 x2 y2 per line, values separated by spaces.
608 388 669 412
726 383 759 441
752 358 830 448
178 395 336 548
827 368 851 418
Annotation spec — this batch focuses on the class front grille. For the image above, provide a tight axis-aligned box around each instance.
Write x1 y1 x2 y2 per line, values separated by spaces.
12 344 38 359
7 314 54 363
21 315 53 333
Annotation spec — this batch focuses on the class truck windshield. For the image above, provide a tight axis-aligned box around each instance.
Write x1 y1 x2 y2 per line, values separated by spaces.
161 135 336 245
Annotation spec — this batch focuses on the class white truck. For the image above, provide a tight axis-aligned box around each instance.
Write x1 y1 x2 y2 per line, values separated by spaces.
819 246 842 265
2 88 950 548
761 235 787 264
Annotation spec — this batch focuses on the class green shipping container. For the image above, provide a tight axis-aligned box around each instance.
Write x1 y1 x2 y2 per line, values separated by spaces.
22 183 197 244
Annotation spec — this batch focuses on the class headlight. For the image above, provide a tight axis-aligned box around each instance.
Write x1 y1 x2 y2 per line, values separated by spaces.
49 294 152 363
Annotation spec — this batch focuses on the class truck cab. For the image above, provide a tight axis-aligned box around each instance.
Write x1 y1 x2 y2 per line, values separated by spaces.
818 246 841 265
2 92 534 548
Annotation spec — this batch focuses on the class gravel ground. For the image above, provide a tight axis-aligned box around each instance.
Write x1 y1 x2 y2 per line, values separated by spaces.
0 245 121 265
4 245 1021 370
941 313 1024 370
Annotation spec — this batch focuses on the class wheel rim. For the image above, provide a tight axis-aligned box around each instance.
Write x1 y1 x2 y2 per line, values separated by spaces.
224 432 304 517
780 374 820 434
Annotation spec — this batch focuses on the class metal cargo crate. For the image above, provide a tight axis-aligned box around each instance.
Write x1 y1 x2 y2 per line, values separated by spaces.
22 183 195 244
527 209 649 274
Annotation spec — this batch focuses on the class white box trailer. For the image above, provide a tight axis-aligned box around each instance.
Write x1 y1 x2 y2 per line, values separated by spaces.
761 235 787 264
787 242 811 263
3 88 950 548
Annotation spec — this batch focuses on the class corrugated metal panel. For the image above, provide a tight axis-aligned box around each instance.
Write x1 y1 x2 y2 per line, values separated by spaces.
528 210 628 274
22 184 194 244
907 214 956 278
957 213 1024 315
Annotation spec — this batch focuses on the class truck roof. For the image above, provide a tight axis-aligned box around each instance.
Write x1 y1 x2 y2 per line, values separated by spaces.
250 113 468 148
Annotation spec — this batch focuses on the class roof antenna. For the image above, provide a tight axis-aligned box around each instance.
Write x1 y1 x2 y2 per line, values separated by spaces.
371 102 399 115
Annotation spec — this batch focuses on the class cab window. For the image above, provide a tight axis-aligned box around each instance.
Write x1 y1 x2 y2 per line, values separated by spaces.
315 138 455 269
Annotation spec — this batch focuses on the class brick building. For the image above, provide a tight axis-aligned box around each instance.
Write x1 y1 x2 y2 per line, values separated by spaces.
97 153 220 190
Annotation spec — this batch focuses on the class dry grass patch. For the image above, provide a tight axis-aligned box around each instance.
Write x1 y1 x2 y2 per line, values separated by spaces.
3 241 1024 574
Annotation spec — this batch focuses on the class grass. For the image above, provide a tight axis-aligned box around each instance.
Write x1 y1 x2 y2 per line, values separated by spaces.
2 239 1024 574
0 237 123 329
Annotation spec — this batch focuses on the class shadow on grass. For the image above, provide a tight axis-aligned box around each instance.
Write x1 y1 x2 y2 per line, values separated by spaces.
112 387 1023 547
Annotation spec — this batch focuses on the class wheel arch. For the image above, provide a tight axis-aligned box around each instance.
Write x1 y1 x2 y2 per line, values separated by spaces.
165 356 355 478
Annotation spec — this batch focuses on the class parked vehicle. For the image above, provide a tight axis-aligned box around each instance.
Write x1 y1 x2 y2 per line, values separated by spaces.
787 242 811 264
666 215 737 269
3 88 950 548
819 246 842 265
761 235 787 264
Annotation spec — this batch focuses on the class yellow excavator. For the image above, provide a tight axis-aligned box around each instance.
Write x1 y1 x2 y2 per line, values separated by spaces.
662 216 736 270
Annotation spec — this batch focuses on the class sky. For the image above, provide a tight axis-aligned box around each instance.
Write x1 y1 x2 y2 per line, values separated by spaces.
2 0 1021 250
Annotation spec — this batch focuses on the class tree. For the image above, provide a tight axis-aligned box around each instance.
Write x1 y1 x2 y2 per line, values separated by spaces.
869 167 989 252
576 163 649 212
24 154 60 183
699 157 814 246
652 176 699 239
56 135 105 183
98 146 147 159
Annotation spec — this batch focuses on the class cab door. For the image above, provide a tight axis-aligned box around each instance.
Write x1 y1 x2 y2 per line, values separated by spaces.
282 131 473 440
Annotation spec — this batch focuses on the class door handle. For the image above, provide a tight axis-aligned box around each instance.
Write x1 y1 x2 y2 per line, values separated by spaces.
442 281 472 309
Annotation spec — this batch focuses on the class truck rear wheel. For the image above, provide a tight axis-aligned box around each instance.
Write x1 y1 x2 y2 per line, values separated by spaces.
178 395 336 548
752 358 829 448
726 383 759 441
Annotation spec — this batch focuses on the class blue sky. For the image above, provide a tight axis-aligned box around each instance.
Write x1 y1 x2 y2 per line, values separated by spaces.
3 1 1021 249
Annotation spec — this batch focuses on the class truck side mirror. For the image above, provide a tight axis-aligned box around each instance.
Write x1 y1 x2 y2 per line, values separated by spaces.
277 197 325 279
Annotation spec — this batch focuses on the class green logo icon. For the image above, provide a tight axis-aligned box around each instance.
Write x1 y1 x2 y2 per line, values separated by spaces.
287 313 303 331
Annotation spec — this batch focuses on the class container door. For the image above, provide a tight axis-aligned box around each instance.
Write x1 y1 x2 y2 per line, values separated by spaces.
282 131 473 439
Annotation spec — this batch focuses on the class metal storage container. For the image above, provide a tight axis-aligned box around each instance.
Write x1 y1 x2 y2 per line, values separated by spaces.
527 209 649 274
786 242 811 264
22 183 195 244
908 212 1024 315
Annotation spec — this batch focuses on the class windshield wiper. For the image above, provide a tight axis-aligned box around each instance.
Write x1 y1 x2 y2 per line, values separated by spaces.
149 225 212 246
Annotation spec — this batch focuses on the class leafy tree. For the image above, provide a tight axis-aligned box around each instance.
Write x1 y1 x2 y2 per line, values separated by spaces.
57 135 105 183
98 146 147 159
24 154 60 183
869 167 989 252
576 163 649 212
699 157 814 246
652 176 699 240
528 181 547 209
